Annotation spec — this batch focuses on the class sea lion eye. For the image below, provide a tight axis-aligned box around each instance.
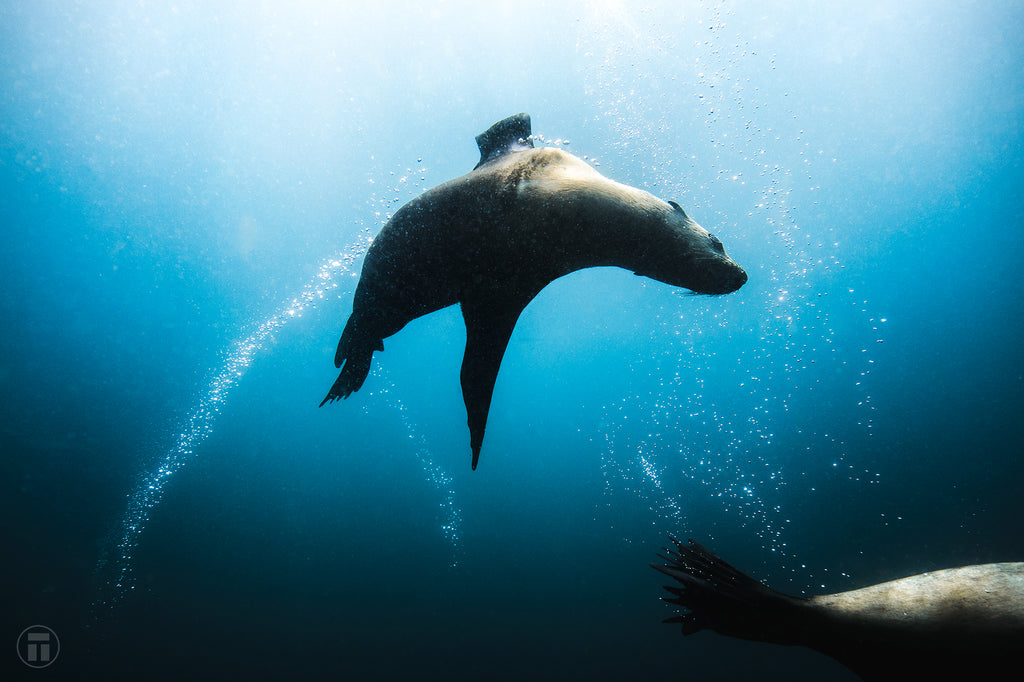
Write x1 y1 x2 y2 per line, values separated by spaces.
709 234 725 253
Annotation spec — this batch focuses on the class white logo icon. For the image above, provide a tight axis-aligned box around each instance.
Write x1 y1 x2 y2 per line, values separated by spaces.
17 625 60 669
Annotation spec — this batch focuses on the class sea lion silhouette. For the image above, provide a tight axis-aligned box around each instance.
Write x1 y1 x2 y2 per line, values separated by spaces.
653 538 1024 681
321 114 747 469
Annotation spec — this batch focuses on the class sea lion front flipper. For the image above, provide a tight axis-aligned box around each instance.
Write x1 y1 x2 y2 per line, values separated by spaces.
459 292 532 470
651 537 805 639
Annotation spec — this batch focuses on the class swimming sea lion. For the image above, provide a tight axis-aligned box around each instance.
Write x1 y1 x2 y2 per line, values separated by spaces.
321 114 747 469
653 537 1024 680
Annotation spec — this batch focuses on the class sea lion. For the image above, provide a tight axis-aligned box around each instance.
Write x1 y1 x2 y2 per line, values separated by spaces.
321 114 747 469
653 538 1024 681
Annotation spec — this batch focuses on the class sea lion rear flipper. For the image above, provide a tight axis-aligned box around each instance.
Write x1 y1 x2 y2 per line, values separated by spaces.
319 316 382 406
459 293 531 469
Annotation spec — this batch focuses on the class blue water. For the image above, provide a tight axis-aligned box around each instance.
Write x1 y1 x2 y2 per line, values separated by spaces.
3 2 1022 680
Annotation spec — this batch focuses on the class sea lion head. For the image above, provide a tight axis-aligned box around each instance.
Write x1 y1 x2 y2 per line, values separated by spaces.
638 200 747 295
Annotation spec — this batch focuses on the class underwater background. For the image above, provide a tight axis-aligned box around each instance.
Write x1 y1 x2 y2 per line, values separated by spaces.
3 1 1022 680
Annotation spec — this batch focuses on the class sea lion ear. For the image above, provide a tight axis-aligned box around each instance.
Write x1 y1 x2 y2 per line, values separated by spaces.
668 200 690 220
474 113 534 169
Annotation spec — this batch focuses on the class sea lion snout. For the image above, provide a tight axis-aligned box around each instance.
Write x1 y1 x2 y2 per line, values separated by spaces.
693 231 747 294
719 263 748 294
690 262 746 295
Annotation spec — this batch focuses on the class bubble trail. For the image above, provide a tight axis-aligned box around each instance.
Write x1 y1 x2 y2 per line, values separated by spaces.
91 241 463 615
385 377 464 569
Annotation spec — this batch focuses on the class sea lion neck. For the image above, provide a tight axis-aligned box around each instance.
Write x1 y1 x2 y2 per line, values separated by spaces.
490 147 679 276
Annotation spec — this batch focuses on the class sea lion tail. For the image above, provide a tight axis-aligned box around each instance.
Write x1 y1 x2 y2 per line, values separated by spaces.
651 537 805 639
319 319 380 407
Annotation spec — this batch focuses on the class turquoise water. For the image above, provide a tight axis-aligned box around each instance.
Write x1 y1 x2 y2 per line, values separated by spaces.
3 2 1022 680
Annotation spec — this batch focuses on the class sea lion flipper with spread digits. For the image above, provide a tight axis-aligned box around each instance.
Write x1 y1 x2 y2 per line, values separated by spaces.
652 537 1024 680
322 114 747 468
319 322 381 406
